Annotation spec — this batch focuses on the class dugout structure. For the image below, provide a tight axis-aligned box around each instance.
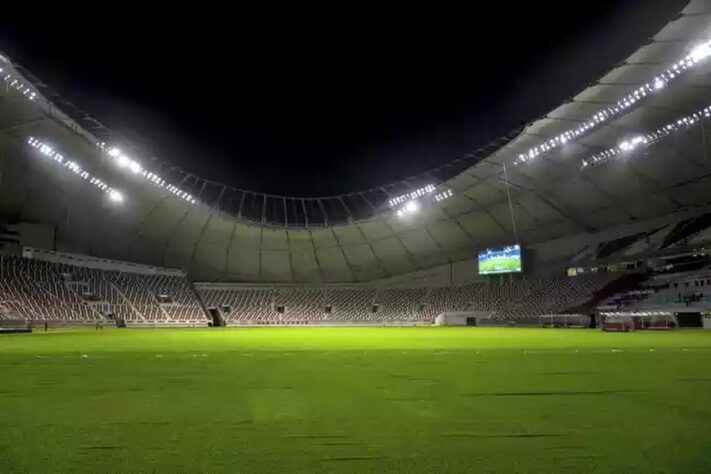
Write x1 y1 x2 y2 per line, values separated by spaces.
539 314 590 328
635 312 678 330
435 312 493 326
600 311 678 331
601 314 635 332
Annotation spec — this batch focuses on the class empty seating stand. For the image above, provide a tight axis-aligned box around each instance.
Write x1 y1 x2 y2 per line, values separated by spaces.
0 256 207 324
1 253 616 326
195 273 616 325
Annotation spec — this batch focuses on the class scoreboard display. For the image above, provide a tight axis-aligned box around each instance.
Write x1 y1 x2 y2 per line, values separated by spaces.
478 245 522 275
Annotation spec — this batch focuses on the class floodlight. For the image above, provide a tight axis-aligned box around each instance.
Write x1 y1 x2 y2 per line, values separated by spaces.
116 154 130 168
691 42 711 62
128 160 142 174
405 200 419 213
108 190 124 203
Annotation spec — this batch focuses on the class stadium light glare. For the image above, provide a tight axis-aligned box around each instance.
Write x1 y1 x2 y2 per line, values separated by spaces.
515 39 711 165
3 71 37 101
582 105 711 168
433 189 454 202
128 160 142 174
115 154 130 168
27 136 126 204
108 148 142 174
108 190 124 203
388 184 436 207
103 145 196 205
691 42 711 62
394 198 423 218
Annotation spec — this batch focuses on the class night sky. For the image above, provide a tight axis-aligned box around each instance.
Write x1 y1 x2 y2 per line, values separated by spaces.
0 4 685 196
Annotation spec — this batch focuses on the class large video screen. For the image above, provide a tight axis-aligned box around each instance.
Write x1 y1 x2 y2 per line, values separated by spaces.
478 244 522 275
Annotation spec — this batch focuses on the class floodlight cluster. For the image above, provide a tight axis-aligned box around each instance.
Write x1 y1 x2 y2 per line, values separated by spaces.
0 54 195 208
391 187 454 218
105 147 195 204
582 104 711 168
395 199 420 218
27 137 124 203
2 67 37 101
388 184 435 207
515 40 711 165
433 189 454 202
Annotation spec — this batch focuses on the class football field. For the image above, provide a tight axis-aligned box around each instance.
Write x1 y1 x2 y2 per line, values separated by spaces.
1 327 710 473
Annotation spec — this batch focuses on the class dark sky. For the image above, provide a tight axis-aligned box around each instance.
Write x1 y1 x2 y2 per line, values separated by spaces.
0 4 685 196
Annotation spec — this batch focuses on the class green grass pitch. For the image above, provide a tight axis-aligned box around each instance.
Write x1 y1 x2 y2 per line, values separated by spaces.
1 327 711 473
479 256 521 274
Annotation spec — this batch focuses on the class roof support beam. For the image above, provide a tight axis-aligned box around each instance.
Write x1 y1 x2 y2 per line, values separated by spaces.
284 227 295 283
317 199 328 225
572 139 684 209
196 180 208 201
338 195 389 278
598 121 708 169
283 197 288 228
378 186 425 273
306 228 325 283
189 213 212 274
214 185 228 210
509 125 692 211
421 178 481 249
428 168 509 241
261 194 267 225
125 194 171 254
237 191 247 219
161 207 192 268
500 176 594 233
258 225 264 281
329 228 358 282
301 199 309 227
222 221 238 280
513 199 556 240
387 223 424 274
449 183 512 238
338 196 353 223
353 223 390 279
514 130 637 219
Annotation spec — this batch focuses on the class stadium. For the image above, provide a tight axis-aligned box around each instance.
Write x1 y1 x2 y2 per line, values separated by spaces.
1 5 711 473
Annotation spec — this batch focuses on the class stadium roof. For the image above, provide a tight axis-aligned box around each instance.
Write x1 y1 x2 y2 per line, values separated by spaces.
2 0 711 283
